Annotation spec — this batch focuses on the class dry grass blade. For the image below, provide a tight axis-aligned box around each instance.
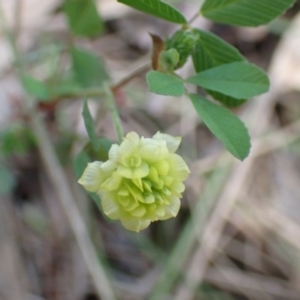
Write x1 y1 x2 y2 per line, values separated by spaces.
174 155 256 300
205 266 299 299
0 196 29 299
245 205 300 258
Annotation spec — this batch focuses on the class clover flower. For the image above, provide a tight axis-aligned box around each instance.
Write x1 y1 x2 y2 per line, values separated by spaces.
78 132 190 232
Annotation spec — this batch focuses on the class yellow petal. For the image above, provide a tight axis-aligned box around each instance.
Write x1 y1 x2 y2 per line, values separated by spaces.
118 132 140 157
121 218 151 232
171 181 185 195
132 177 144 191
101 173 122 191
101 193 120 220
100 160 117 173
155 206 166 218
153 132 181 153
161 175 174 186
78 161 104 192
152 160 169 176
124 200 139 212
126 132 139 140
161 197 180 220
167 153 190 181
143 180 152 192
117 163 149 179
109 144 119 161
144 193 155 203
148 167 159 182
139 139 168 163
130 206 146 217
118 195 131 206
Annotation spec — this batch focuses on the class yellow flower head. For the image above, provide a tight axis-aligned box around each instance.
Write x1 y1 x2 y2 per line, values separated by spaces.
78 132 190 232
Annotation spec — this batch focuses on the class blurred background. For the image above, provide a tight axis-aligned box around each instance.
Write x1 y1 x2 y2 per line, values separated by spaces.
1 0 300 299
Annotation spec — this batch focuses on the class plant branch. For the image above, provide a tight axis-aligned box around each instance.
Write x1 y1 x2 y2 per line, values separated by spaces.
48 63 150 104
111 62 150 92
188 12 200 25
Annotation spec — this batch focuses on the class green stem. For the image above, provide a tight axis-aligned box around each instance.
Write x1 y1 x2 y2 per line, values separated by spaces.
111 63 150 92
49 63 149 104
188 12 200 25
103 83 124 143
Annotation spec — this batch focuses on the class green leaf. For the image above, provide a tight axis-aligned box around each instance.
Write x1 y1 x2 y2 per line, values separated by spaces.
192 29 245 72
201 0 296 27
0 165 16 196
73 151 102 210
84 138 114 162
73 150 91 178
207 90 247 108
51 81 82 97
82 100 102 151
191 29 247 108
146 71 185 96
118 0 187 24
23 75 50 101
187 62 270 99
82 100 115 157
71 47 109 88
189 94 250 160
48 72 82 97
64 0 103 37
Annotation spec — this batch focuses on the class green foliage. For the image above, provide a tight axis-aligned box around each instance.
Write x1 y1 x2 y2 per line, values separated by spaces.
82 100 115 162
23 75 50 101
206 91 247 108
49 76 82 97
165 29 199 69
82 100 102 151
117 0 187 24
64 0 103 37
84 138 114 162
201 0 296 27
67 0 294 160
71 47 109 88
73 150 91 179
58 0 295 161
189 94 251 160
73 151 102 210
158 49 180 72
146 71 185 96
187 62 270 99
0 124 36 157
0 165 16 196
192 29 245 72
191 29 249 107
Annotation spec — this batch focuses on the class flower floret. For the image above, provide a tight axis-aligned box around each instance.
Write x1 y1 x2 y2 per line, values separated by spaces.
78 132 190 232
